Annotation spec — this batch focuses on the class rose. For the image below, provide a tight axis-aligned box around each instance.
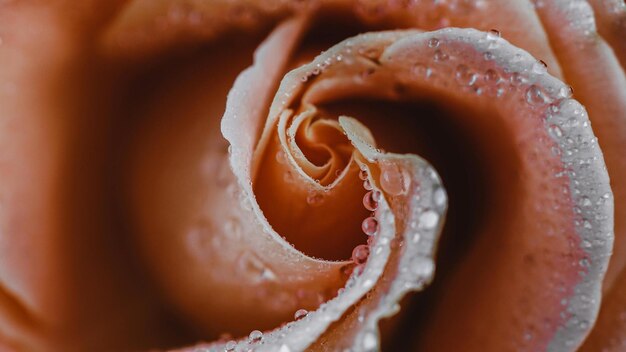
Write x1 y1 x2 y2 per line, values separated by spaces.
0 0 624 351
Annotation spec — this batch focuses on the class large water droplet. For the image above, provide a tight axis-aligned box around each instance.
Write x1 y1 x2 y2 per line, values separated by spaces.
294 309 308 320
363 190 381 211
352 244 370 264
248 330 263 343
380 165 409 196
362 217 379 236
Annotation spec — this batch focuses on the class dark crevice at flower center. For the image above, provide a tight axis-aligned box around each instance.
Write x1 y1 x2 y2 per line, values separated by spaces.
318 97 523 351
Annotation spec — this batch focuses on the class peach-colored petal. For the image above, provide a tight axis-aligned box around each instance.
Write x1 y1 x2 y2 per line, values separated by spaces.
103 0 563 80
580 266 626 351
0 1 178 351
588 0 626 70
533 0 626 293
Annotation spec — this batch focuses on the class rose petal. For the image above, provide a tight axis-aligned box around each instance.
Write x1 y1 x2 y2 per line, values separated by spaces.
587 0 626 70
532 0 626 293
580 267 626 351
104 0 563 81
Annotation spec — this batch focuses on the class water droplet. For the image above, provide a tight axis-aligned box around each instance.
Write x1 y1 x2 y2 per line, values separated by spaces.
412 63 432 78
483 51 495 60
558 85 574 98
581 197 592 207
307 191 324 206
294 308 308 320
363 179 373 190
532 60 548 74
487 29 501 39
362 331 378 351
278 344 291 352
225 340 236 351
428 37 440 48
363 191 380 211
362 217 379 236
525 84 548 106
419 210 439 229
433 49 448 62
380 165 409 196
238 252 277 283
484 69 499 84
455 64 477 86
352 244 370 264
359 168 368 180
224 218 242 239
510 72 526 86
548 125 563 139
583 220 592 229
433 188 447 208
248 330 263 342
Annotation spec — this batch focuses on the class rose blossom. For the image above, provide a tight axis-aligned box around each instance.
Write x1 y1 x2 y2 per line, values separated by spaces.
0 0 624 351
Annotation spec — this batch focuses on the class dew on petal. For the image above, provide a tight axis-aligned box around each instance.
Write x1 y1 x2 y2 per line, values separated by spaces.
278 344 291 352
352 244 370 264
362 331 378 351
363 179 373 190
225 340 236 351
412 63 432 78
363 190 380 211
433 49 448 62
455 64 477 86
510 72 526 86
433 187 447 208
484 69 499 84
487 28 501 39
428 37 440 48
532 60 548 74
419 210 439 229
558 85 574 99
238 251 277 283
362 216 379 236
294 309 309 320
306 191 324 206
248 330 263 343
380 165 409 196
525 84 549 106
359 168 368 180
